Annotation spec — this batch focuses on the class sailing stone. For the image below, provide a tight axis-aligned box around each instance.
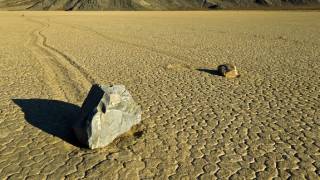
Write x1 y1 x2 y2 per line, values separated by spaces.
73 84 142 149
217 64 240 78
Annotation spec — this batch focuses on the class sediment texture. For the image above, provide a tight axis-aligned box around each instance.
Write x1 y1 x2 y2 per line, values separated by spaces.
0 0 319 10
0 12 319 179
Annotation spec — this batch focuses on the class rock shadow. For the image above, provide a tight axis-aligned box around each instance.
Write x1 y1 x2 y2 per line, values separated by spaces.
197 68 222 76
12 98 83 147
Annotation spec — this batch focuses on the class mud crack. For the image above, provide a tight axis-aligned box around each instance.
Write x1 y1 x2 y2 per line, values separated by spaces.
25 18 94 103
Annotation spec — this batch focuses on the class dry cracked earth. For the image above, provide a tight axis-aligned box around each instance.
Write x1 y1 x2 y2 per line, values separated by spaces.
0 11 319 179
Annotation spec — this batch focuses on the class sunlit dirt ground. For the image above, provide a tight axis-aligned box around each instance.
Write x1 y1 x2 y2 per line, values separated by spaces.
0 11 319 179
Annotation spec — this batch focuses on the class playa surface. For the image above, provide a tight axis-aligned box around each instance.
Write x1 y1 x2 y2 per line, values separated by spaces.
0 11 319 179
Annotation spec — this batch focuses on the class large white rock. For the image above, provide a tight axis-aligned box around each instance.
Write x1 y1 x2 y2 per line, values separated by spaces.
73 84 142 149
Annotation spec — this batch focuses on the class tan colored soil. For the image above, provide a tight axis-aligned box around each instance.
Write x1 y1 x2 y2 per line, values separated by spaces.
0 11 319 179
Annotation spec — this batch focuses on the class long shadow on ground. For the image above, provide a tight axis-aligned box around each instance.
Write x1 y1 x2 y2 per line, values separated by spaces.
197 68 222 76
12 99 82 147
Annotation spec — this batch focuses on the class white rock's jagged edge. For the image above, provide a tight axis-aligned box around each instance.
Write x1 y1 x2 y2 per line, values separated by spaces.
73 84 142 149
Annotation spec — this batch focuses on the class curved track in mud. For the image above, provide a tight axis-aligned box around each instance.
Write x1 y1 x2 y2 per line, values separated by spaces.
25 18 94 102
50 20 197 68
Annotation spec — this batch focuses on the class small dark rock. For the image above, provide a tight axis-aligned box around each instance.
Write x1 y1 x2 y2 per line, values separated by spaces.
217 64 240 78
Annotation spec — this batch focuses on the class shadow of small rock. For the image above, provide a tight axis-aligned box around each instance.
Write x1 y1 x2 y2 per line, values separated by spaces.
12 98 83 147
197 68 222 76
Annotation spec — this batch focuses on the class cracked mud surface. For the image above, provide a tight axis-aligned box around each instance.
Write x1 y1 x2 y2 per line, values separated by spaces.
0 11 319 179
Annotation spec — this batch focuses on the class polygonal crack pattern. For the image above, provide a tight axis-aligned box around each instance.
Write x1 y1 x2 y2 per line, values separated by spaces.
0 12 319 179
